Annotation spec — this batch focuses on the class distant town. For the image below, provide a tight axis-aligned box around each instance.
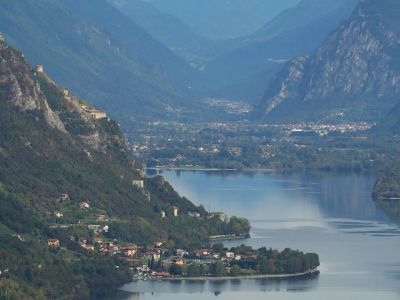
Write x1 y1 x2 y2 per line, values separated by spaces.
125 120 375 171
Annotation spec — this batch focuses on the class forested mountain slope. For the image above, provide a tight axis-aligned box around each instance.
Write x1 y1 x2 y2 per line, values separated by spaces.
0 0 202 125
0 39 249 299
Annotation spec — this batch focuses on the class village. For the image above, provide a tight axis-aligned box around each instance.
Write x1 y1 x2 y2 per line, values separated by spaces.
39 191 256 280
46 235 254 280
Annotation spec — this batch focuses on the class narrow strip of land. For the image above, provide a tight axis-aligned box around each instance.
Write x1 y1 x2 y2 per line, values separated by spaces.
153 269 319 281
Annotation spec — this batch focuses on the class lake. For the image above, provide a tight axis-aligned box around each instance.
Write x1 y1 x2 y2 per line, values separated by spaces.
113 171 400 300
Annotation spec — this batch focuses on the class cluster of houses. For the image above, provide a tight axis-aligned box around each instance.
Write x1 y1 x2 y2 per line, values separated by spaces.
45 235 251 279
44 193 238 277
79 238 137 256
47 235 138 257
191 248 243 262
135 245 249 279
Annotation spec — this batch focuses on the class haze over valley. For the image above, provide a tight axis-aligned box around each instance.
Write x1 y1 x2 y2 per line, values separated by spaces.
1 1 400 299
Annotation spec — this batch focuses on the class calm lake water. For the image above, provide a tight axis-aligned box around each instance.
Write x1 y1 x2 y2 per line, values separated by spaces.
112 171 400 300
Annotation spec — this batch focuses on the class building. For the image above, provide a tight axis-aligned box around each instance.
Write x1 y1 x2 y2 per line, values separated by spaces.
97 214 109 222
225 252 235 259
80 105 107 120
81 106 107 120
36 65 44 74
172 206 179 217
161 210 166 218
63 88 69 97
107 243 119 255
80 202 90 209
81 243 95 251
176 249 189 257
54 212 63 218
47 239 60 247
93 237 103 245
209 212 228 222
132 180 144 189
155 272 171 278
88 225 100 231
101 225 109 233
173 258 185 265
59 193 69 201
195 249 210 257
121 245 138 257
154 241 163 247
188 212 201 218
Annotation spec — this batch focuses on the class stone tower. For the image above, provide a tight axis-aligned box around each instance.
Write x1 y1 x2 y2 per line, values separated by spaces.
36 65 44 73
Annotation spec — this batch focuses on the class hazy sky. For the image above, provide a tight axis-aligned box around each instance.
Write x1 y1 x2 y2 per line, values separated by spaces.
143 0 301 39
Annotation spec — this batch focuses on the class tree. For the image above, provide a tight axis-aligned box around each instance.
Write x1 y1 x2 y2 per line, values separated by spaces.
210 262 225 277
230 265 241 277
200 264 209 276
187 264 201 277
212 243 224 253
169 264 183 276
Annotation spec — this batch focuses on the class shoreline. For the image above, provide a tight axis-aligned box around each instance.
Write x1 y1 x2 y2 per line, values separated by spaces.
209 234 249 241
146 166 276 172
142 269 319 282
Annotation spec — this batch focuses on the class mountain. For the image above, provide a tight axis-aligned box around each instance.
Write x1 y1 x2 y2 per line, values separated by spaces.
143 0 300 40
374 103 400 133
107 0 214 64
0 39 249 299
254 0 400 123
0 0 201 126
204 0 360 102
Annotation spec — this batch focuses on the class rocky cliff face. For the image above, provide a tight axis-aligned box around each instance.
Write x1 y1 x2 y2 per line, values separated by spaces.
0 38 251 300
0 37 136 165
254 0 400 123
0 41 65 131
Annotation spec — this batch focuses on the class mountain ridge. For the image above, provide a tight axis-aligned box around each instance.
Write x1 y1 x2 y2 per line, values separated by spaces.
204 0 360 102
0 0 202 126
254 0 400 123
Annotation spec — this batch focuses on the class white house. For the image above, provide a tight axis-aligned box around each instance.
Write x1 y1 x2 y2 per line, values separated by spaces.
172 206 179 217
132 180 144 189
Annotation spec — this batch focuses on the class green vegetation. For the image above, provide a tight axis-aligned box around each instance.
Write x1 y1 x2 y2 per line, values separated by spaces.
0 0 204 126
163 245 319 278
0 235 130 300
373 168 400 201
229 245 319 275
372 165 400 224
0 41 250 299
372 166 400 224
130 121 388 172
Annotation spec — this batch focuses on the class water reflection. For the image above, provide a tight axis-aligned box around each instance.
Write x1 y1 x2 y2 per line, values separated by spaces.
120 275 320 296
116 171 400 300
374 199 400 225
158 171 388 224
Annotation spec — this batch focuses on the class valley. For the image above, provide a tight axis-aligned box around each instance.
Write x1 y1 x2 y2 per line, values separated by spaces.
128 120 380 171
1 0 400 299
